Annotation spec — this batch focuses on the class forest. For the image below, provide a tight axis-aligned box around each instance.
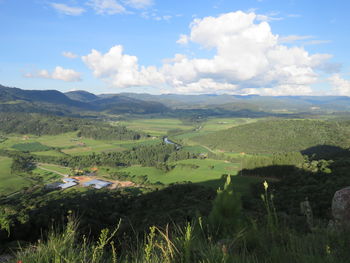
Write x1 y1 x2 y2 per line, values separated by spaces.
193 119 350 153
0 113 143 140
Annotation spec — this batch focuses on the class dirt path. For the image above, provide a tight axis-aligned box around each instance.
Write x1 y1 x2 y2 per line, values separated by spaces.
201 144 216 154
36 164 68 177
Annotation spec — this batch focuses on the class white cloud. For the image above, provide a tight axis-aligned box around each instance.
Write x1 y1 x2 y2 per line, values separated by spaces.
176 34 189 45
51 3 85 16
82 11 332 95
25 66 81 82
279 35 314 43
82 45 164 87
328 74 350 96
256 12 283 22
304 40 331 45
279 35 330 46
124 0 153 9
62 51 78 59
87 0 125 15
141 11 172 21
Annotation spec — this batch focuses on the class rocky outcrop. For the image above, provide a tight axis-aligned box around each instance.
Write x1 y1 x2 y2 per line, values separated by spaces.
332 186 350 227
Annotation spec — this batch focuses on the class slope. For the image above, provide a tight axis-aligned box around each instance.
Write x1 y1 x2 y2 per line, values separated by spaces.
192 119 350 153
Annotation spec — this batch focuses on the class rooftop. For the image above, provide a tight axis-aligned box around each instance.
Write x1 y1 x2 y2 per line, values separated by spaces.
83 179 112 189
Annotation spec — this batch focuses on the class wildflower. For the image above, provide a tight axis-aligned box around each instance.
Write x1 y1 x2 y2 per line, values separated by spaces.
263 180 269 191
325 245 331 255
17 261 23 263
260 194 265 201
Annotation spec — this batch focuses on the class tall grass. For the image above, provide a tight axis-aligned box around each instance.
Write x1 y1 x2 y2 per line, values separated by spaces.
11 181 350 263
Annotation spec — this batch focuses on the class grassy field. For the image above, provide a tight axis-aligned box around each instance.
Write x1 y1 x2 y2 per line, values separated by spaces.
0 157 32 195
117 158 238 184
0 117 264 195
38 163 71 174
0 132 162 156
116 158 260 193
118 118 194 136
0 117 258 156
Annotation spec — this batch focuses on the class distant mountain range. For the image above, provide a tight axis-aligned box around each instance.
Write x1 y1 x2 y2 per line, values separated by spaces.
0 85 168 115
1 84 350 116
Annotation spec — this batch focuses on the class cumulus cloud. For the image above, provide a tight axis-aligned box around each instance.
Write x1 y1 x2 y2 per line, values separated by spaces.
51 3 85 16
62 51 78 59
328 74 350 96
82 11 333 95
25 66 81 82
87 0 125 15
82 45 163 87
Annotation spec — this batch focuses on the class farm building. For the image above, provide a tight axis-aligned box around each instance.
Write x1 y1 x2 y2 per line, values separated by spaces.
83 179 112 189
63 178 78 183
59 181 78 189
59 178 78 189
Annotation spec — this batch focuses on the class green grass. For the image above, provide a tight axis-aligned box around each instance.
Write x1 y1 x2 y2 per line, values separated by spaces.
0 132 162 156
38 163 71 174
0 157 32 195
12 142 51 152
32 150 66 157
116 158 251 191
118 118 194 136
164 159 239 184
0 117 258 157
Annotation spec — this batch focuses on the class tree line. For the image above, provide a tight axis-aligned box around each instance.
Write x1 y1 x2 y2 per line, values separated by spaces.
0 112 144 140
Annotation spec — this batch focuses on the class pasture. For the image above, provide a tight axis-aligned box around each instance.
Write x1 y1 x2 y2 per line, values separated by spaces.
0 157 32 195
118 118 194 136
116 158 260 194
0 116 262 195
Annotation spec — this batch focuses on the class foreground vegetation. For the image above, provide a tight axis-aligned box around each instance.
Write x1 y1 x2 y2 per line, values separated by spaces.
9 179 350 263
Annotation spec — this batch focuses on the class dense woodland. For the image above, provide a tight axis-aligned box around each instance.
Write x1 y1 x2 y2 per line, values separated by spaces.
193 119 350 153
0 113 143 140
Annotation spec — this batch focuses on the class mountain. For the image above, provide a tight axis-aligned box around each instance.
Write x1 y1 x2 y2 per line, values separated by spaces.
65 90 99 102
0 85 89 107
119 93 350 112
0 85 169 115
65 90 168 114
3 84 350 117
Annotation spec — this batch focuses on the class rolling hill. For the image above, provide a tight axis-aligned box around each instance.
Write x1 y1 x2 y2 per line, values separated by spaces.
192 119 350 153
0 85 169 115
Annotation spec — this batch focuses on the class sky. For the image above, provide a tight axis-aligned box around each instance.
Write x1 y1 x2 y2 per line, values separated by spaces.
1 0 350 96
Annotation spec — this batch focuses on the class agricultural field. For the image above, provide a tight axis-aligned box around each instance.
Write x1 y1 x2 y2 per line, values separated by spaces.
106 158 259 194
0 132 162 156
118 118 194 136
0 117 257 156
0 157 32 195
0 117 265 196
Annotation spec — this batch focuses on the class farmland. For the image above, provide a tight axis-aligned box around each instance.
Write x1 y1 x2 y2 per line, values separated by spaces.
0 157 31 195
0 117 262 196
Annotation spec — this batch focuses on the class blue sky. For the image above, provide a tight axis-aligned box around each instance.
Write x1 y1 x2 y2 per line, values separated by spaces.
1 0 350 95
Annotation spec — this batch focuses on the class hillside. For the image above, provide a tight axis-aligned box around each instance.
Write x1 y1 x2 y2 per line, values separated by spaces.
0 85 169 115
192 119 350 153
120 93 350 112
65 90 99 102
